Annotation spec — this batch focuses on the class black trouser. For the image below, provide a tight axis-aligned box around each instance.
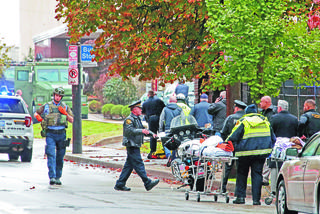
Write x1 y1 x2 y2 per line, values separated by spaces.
148 115 159 153
235 156 265 202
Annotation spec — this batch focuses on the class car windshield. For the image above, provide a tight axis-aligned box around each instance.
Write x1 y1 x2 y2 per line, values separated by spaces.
0 98 25 113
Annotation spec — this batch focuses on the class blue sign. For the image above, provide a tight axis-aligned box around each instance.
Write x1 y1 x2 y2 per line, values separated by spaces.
81 45 95 62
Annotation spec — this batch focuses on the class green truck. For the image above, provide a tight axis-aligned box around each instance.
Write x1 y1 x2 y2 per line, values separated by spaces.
4 59 88 121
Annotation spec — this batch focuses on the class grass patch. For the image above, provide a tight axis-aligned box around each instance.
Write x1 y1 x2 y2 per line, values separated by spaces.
33 121 122 146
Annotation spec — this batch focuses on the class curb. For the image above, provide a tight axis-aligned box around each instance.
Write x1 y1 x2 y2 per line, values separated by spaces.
91 136 123 147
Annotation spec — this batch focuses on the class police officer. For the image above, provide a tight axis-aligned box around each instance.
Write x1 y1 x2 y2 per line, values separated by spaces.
114 100 160 191
221 100 247 140
298 99 320 140
142 90 165 158
220 100 247 193
227 104 276 205
34 87 74 185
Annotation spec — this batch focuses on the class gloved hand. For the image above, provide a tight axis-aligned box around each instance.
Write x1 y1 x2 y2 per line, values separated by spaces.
58 106 68 115
216 141 234 152
35 114 43 122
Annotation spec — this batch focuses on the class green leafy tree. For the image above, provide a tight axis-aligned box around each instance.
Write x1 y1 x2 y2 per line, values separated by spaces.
204 0 320 100
103 78 137 105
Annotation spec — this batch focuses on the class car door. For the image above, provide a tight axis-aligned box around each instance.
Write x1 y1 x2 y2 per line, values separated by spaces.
286 158 306 207
303 136 320 211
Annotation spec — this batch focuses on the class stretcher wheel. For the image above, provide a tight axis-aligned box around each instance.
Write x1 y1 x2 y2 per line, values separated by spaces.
185 192 189 200
197 193 200 202
214 195 218 202
226 196 230 203
265 197 273 205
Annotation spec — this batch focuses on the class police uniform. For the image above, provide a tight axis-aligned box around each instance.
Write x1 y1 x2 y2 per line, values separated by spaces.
220 100 247 193
298 109 320 140
115 100 159 191
36 88 73 185
220 100 247 140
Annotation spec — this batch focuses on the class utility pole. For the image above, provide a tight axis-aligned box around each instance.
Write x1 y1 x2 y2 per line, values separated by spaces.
69 43 82 154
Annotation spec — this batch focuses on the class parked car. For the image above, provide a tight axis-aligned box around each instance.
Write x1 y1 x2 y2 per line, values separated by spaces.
276 132 320 214
0 94 33 162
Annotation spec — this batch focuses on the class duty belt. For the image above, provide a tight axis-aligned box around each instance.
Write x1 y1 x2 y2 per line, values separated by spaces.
46 129 66 134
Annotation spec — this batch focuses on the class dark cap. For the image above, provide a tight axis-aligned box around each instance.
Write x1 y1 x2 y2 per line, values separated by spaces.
128 100 142 109
200 93 208 99
245 104 257 114
234 100 247 109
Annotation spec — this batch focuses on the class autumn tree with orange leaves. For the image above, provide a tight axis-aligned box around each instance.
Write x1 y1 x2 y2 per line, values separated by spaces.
55 0 217 86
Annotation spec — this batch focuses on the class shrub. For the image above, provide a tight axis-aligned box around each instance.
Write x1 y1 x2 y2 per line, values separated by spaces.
121 105 131 118
103 78 137 105
102 103 114 118
89 100 102 113
110 105 124 119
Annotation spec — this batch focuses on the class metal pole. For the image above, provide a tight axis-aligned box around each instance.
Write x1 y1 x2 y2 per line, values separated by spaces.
72 43 82 154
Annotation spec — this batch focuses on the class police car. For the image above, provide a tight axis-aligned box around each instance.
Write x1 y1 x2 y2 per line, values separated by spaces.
0 93 33 162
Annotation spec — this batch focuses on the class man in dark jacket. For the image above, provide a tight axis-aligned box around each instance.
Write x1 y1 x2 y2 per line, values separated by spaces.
142 90 165 157
190 93 212 129
159 95 182 166
298 99 320 140
220 100 247 193
260 96 277 121
208 91 227 136
114 100 159 191
227 104 276 205
271 100 298 138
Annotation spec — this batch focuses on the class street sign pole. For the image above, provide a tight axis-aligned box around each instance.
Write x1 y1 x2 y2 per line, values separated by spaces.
71 43 82 154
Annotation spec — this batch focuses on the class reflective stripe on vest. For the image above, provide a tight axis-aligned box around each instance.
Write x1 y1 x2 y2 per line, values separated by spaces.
177 103 191 116
235 148 273 157
242 116 270 140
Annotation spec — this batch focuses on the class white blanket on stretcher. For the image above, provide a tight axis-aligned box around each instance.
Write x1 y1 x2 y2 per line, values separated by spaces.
202 146 233 157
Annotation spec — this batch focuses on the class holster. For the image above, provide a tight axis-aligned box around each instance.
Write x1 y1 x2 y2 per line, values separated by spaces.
56 138 71 150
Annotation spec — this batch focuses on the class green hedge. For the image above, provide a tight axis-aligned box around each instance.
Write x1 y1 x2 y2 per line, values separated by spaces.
121 105 130 118
110 105 124 118
102 103 114 118
89 100 102 113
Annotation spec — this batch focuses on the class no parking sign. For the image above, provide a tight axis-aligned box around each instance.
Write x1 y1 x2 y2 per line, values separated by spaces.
68 68 79 85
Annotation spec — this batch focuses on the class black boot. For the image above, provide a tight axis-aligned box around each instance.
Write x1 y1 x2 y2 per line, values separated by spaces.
114 186 131 191
145 179 159 191
233 197 245 204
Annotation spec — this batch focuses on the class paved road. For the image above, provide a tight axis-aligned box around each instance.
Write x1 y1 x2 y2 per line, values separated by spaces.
0 139 278 214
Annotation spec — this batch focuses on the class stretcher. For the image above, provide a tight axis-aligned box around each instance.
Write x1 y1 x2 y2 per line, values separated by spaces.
184 152 237 203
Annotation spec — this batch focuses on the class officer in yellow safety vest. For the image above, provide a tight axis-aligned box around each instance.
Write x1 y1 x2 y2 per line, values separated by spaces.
226 104 276 206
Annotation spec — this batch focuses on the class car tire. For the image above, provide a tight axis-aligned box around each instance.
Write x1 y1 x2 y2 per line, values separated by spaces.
8 153 19 161
276 180 298 214
21 148 33 162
